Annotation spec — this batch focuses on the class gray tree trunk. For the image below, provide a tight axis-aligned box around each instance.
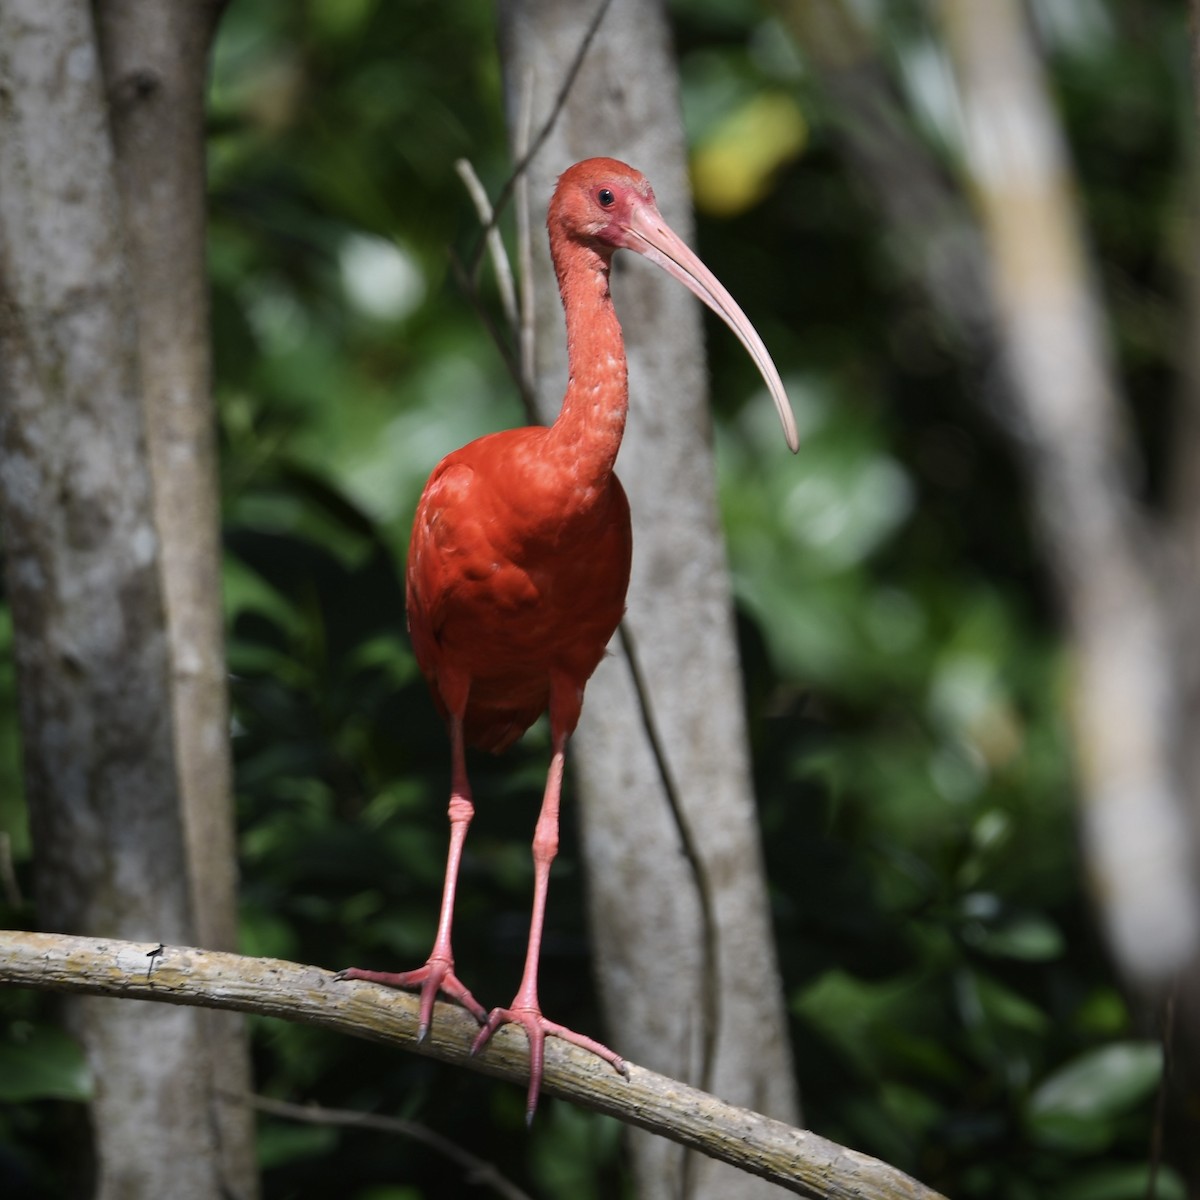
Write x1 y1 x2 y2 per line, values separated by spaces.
93 0 256 1187
0 1 254 1196
497 1 801 1196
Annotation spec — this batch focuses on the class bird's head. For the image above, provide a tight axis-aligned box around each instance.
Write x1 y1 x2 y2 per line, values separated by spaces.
548 158 658 252
548 157 799 453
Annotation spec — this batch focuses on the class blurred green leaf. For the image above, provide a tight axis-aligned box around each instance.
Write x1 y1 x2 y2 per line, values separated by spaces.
1056 1163 1184 1200
794 969 935 1077
0 1024 91 1102
962 913 1065 961
257 1118 339 1170
1027 1042 1163 1151
224 553 305 633
531 1103 623 1200
354 1187 422 1200
1030 1042 1162 1122
1072 988 1130 1038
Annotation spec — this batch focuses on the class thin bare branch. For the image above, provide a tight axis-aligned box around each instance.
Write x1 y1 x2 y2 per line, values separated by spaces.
243 1094 534 1200
515 66 537 406
469 0 615 278
0 930 946 1200
455 158 520 329
615 620 719 1106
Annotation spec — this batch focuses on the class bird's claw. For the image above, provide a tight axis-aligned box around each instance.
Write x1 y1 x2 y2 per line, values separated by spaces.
471 1004 626 1121
334 960 488 1032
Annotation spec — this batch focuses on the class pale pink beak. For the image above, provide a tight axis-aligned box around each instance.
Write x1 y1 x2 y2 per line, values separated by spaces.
620 201 799 453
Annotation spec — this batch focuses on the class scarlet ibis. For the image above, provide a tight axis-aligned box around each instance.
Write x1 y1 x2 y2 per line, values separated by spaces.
338 158 797 1117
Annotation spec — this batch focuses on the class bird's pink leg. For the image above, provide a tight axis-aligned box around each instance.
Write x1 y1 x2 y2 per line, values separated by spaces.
337 712 487 1035
472 695 627 1120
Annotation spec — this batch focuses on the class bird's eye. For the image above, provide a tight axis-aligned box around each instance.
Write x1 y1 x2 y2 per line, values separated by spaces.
597 188 615 208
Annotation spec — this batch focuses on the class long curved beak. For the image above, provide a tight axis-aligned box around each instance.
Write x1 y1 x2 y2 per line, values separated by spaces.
621 202 799 453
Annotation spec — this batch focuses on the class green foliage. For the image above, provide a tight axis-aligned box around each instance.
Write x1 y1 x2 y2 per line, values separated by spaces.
0 1024 90 1104
1027 1042 1163 1152
0 0 1191 1197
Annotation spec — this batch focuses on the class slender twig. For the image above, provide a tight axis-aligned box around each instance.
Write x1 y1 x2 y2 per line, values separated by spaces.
466 0 615 279
452 0 614 418
455 158 519 330
452 158 536 414
453 158 535 410
453 0 613 414
515 66 537 409
616 623 722 1143
242 1093 534 1200
0 930 947 1200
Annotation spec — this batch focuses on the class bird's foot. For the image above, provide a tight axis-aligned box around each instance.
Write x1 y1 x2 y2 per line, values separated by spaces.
471 1003 628 1122
335 958 488 1037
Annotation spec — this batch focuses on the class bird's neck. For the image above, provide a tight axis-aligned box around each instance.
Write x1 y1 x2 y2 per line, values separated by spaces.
548 240 628 480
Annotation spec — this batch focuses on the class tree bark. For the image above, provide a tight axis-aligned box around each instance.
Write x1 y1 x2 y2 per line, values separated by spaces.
496 1 800 1196
0 2 253 1196
93 1 257 1189
94 0 236 980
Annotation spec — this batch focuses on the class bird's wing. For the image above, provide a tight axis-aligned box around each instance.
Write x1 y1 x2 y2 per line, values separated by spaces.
405 460 473 671
406 458 542 666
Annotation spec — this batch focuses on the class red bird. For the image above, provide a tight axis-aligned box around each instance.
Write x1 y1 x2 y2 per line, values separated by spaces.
339 158 797 1117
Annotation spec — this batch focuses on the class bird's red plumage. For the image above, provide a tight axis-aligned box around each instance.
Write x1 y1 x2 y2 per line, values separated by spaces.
406 424 631 753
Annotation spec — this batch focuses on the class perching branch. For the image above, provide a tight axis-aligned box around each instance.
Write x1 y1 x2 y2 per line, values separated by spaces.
0 930 945 1200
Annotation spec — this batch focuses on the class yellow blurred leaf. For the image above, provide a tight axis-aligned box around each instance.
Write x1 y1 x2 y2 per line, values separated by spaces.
692 92 807 217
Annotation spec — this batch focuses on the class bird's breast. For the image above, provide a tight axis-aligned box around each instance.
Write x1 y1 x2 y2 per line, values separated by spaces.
405 436 632 750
